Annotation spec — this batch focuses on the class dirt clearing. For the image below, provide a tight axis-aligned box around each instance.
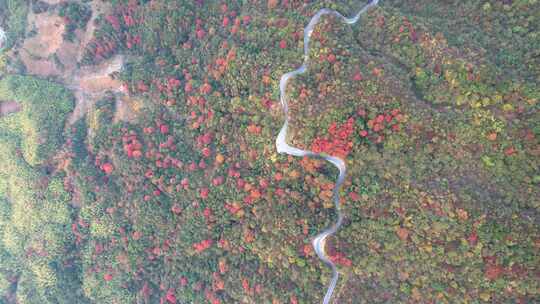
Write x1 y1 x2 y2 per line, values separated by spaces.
0 101 22 117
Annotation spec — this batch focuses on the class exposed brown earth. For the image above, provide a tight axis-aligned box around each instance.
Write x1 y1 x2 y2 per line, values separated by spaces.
67 56 126 125
54 38 80 72
10 2 136 127
19 49 61 77
76 56 124 94
0 101 22 117
114 95 141 123
23 12 65 58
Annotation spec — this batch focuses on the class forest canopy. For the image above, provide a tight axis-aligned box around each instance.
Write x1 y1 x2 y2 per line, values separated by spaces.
0 0 538 303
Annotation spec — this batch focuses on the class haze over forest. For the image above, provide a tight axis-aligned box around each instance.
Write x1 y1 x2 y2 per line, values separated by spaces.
0 0 538 303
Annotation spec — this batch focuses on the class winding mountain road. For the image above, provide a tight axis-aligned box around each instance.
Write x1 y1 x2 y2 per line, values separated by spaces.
275 1 381 303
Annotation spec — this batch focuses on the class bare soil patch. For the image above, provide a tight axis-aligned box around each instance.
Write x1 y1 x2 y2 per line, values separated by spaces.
79 73 123 94
67 56 125 124
19 49 61 77
11 1 135 128
55 38 80 72
23 12 65 57
18 1 113 79
0 101 22 117
76 56 124 94
114 95 140 123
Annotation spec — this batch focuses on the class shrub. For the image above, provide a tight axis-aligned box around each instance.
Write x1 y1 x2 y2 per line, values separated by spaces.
0 75 74 166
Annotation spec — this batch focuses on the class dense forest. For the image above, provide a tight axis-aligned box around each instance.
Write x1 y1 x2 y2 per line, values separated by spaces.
0 0 538 303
